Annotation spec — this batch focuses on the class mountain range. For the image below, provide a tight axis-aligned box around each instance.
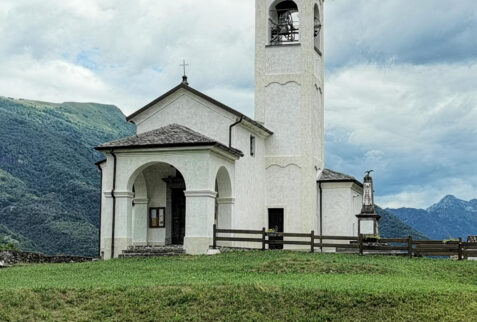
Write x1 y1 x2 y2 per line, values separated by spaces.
386 195 477 240
3 95 473 256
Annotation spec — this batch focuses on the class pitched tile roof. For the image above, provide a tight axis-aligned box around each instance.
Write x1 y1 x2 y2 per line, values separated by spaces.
95 123 243 157
318 169 362 187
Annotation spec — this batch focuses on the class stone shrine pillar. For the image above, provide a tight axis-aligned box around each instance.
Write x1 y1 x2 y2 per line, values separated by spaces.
356 171 381 236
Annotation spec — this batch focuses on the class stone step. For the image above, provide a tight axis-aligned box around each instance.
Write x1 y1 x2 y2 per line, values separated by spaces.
120 245 184 258
123 248 184 253
122 251 184 255
119 252 182 258
126 245 183 250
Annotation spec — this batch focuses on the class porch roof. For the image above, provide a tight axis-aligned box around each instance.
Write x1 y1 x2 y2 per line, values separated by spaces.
95 123 244 157
318 169 363 187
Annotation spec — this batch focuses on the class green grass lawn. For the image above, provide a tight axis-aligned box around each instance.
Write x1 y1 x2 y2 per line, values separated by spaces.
0 251 476 321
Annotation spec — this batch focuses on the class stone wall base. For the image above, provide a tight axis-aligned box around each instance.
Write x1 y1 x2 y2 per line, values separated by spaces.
0 250 93 267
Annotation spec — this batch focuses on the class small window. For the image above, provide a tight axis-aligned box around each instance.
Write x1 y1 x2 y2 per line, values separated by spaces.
250 135 256 157
149 207 165 228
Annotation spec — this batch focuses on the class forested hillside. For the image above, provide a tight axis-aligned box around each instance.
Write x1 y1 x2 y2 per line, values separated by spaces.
0 97 135 256
377 207 428 240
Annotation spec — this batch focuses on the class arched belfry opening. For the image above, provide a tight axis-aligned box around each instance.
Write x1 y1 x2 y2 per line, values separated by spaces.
269 0 300 45
314 4 322 51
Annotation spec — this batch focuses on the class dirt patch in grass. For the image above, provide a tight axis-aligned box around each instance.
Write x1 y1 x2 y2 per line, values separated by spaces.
251 257 394 275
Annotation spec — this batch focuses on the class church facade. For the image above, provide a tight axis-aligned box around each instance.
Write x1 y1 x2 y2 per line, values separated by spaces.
96 0 363 259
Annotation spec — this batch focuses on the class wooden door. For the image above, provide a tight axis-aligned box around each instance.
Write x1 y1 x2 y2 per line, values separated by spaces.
171 188 186 245
268 208 284 250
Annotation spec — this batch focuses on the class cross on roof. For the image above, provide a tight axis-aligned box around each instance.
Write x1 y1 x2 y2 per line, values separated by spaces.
180 60 189 77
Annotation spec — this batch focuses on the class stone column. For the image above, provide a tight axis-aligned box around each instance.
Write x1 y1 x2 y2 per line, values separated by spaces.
183 190 217 255
217 197 235 247
102 192 114 260
132 198 148 246
113 191 134 258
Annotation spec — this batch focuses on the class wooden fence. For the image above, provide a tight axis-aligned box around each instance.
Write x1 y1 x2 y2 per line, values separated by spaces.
212 225 477 260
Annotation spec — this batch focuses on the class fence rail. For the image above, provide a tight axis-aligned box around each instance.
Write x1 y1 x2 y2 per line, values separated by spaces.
212 225 477 260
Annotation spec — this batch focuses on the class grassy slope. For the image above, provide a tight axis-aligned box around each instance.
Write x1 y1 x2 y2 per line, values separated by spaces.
0 97 135 256
0 252 475 321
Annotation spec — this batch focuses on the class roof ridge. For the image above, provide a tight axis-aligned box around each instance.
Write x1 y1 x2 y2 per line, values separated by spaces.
126 83 273 135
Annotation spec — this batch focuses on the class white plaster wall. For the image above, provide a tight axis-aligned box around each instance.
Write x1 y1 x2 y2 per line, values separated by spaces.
312 86 323 162
226 125 267 248
265 45 302 75
320 182 363 237
266 165 302 231
133 90 234 145
264 82 301 156
314 51 323 82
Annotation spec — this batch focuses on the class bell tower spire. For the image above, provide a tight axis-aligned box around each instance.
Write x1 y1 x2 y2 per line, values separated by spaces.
255 0 325 233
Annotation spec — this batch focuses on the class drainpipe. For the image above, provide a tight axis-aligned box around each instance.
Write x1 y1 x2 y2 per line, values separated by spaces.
229 117 243 148
110 151 117 259
319 181 323 252
96 163 103 258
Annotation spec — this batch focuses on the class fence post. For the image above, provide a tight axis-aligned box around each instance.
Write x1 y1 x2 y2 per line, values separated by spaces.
359 234 363 256
311 230 315 253
261 227 266 251
408 236 413 258
212 224 217 249
458 237 463 260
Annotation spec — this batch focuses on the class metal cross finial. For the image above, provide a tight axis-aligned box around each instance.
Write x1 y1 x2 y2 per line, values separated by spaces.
180 59 189 76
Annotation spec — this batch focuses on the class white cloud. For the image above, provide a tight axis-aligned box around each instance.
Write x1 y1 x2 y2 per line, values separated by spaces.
0 0 255 112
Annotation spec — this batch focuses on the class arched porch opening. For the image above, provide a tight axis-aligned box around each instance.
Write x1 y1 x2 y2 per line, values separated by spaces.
215 167 233 246
130 162 187 246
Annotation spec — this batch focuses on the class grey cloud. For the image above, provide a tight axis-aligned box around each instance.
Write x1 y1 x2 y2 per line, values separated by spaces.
325 62 477 207
325 0 477 69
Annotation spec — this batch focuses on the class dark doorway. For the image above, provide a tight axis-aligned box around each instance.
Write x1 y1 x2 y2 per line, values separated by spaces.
171 188 186 245
268 208 284 250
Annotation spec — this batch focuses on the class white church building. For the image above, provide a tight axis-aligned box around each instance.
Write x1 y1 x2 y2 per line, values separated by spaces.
96 0 363 259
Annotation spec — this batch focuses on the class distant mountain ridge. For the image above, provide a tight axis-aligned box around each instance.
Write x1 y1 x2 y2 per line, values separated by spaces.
387 195 477 240
0 96 135 256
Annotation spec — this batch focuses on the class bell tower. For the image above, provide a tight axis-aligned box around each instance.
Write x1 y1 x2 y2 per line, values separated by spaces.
255 0 324 233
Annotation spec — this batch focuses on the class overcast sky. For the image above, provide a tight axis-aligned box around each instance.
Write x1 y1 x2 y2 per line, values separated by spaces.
1 0 476 209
